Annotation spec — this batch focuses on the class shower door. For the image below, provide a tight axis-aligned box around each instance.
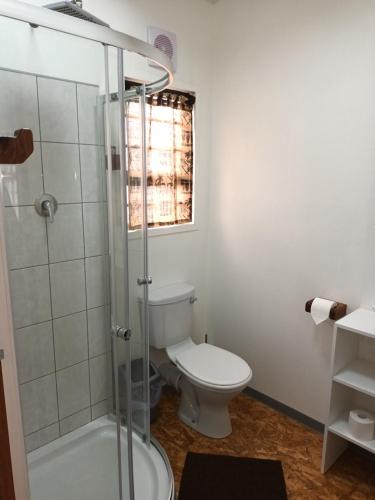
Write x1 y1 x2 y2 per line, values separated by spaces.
108 48 151 447
124 81 151 446
0 16 134 500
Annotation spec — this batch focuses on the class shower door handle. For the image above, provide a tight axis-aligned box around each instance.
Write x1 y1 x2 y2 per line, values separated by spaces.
137 276 152 286
112 326 132 341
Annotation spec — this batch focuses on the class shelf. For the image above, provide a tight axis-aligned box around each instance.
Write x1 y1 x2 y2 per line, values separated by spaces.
323 308 375 472
333 359 375 398
329 412 375 454
335 308 375 339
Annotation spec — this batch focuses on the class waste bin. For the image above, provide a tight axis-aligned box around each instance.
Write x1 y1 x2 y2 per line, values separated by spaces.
118 359 162 423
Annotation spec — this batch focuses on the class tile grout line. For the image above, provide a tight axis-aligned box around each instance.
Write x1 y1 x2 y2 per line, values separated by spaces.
25 395 111 440
15 303 109 332
36 74 63 439
9 253 109 272
32 139 104 147
26 396 109 452
75 82 94 422
19 352 109 388
5 201 108 208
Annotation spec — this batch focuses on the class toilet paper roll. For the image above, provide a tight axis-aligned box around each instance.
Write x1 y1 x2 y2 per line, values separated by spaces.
349 409 375 441
310 298 335 325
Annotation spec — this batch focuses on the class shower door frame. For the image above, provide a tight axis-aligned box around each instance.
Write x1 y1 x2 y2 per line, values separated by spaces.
0 2 173 499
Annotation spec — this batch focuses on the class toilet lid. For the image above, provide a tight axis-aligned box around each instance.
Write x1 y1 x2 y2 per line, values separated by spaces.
176 343 251 387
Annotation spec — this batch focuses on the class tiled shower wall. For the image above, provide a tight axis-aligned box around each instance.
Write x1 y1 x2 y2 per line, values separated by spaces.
0 69 112 452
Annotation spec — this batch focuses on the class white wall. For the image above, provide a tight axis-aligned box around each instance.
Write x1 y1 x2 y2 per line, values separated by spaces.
207 0 375 422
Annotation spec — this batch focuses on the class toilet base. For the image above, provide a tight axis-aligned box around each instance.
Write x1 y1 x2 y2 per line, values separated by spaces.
177 377 242 439
178 404 232 439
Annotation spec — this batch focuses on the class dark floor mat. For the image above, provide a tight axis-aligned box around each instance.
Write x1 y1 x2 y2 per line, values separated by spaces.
178 452 288 500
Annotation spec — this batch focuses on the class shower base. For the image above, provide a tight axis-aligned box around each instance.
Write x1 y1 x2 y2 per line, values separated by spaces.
27 416 173 500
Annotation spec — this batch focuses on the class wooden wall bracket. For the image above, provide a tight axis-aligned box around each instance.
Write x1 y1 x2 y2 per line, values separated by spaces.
0 129 33 165
305 299 347 321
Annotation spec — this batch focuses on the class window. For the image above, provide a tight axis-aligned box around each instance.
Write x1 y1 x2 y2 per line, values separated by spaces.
126 82 195 230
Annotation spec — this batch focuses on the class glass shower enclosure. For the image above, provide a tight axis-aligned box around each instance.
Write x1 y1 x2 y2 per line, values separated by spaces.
0 1 173 499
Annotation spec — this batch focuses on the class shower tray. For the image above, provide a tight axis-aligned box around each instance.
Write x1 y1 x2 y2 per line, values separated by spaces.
27 416 173 500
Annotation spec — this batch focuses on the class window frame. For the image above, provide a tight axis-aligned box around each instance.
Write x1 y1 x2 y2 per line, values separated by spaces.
126 80 196 239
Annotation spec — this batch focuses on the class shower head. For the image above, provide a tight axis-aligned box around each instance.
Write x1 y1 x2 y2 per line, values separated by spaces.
44 1 110 27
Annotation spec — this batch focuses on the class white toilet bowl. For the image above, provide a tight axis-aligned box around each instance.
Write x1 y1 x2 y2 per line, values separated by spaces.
146 283 253 438
166 340 252 438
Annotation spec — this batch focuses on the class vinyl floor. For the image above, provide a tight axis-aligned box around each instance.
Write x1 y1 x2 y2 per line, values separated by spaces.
151 389 375 499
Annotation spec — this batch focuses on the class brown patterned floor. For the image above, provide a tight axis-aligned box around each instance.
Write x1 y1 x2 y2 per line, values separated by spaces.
151 388 375 499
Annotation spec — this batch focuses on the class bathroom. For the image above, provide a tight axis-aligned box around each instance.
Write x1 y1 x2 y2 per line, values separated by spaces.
0 0 375 498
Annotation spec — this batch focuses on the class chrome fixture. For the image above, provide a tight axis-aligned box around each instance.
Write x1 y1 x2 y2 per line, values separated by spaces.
189 297 198 304
35 193 58 223
112 326 132 341
137 276 153 286
44 1 110 27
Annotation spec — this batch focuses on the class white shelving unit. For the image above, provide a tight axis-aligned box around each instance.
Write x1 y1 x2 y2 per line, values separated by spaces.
322 308 375 472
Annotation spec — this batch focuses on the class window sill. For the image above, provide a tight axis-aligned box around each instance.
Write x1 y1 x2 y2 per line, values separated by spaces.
128 222 198 240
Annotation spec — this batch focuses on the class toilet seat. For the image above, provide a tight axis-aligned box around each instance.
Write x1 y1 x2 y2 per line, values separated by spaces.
175 343 252 390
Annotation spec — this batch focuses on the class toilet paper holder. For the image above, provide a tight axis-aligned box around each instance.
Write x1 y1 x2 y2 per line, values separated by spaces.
305 299 347 320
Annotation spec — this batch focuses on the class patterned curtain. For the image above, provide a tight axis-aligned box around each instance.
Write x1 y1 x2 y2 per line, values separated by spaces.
126 84 195 230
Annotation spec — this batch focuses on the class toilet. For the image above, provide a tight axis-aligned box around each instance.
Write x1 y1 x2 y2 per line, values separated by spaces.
148 283 252 438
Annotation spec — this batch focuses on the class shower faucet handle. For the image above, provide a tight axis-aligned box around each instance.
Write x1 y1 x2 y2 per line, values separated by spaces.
42 199 54 223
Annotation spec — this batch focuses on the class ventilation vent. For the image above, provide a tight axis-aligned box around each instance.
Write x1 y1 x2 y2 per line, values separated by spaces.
44 2 110 27
148 26 177 73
